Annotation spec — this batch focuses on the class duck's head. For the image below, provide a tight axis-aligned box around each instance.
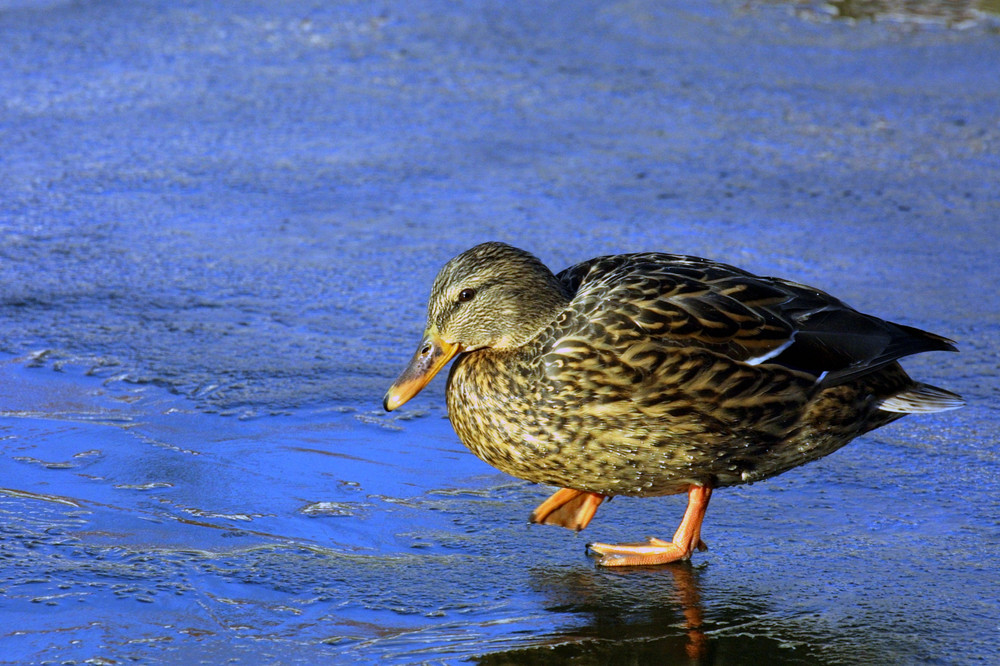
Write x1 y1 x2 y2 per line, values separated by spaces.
383 242 568 411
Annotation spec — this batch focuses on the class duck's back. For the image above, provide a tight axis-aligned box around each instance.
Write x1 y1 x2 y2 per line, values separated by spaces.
555 252 957 388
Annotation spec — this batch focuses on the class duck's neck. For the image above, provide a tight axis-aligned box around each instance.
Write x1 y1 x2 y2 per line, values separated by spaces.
497 272 571 350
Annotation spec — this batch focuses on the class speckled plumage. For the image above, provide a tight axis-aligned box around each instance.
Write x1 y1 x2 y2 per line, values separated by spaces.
384 242 963 565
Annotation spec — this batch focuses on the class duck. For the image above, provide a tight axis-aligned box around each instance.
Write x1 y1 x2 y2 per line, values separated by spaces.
383 242 963 566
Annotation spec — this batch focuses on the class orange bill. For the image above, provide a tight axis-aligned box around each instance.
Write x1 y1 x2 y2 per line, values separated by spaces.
383 329 461 411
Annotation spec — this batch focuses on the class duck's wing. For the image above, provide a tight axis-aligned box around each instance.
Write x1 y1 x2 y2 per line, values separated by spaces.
555 253 957 389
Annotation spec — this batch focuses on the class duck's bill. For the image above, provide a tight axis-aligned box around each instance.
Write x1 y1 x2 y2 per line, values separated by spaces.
383 332 461 411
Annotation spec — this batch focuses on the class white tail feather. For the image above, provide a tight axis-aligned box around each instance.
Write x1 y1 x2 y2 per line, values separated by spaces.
878 384 965 414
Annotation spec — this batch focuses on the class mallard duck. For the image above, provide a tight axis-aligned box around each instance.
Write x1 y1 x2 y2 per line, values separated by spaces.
383 242 963 566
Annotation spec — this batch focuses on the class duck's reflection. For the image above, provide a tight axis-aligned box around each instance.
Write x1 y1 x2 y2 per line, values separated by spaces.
670 563 708 660
527 561 712 663
472 552 829 666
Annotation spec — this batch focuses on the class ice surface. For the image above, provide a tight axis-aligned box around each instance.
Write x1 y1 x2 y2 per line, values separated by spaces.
1 1 997 663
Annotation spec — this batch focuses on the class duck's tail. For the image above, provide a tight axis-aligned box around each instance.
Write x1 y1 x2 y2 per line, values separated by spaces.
878 383 965 414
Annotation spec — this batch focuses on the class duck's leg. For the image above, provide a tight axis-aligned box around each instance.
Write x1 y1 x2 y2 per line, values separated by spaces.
529 487 605 532
587 485 713 566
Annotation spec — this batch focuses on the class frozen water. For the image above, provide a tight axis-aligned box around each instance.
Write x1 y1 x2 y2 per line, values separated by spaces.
1 0 997 663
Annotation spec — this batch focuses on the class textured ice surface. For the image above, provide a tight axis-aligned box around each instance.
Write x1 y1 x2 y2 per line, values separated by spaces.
1 0 997 663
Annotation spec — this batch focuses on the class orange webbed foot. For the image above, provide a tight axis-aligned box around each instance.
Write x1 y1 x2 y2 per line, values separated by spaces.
529 487 605 532
587 485 713 567
587 536 709 566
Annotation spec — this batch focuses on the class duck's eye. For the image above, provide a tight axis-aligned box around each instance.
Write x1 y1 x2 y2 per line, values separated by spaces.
457 288 476 303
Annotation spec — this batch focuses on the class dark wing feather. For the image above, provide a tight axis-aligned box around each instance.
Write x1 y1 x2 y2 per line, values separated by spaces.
556 253 957 387
759 279 957 386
